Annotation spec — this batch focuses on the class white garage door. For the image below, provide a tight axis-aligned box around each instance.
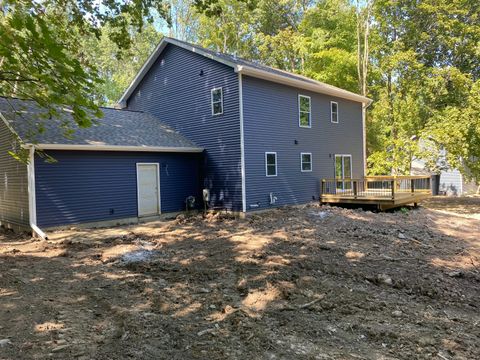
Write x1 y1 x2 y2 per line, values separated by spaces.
137 163 160 216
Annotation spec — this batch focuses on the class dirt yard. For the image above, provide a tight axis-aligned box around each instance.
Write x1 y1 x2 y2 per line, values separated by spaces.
1 197 479 360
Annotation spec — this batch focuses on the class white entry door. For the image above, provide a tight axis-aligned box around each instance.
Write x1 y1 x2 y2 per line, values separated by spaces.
137 163 160 216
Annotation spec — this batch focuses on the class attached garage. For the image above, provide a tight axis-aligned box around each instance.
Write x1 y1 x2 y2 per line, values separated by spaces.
0 97 203 235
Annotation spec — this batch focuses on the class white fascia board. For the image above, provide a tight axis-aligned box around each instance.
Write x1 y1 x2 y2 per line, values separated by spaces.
117 36 372 107
117 39 169 107
117 37 238 107
235 66 372 105
24 144 204 153
0 112 23 140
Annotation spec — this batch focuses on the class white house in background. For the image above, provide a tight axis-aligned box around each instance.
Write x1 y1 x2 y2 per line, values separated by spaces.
411 148 476 196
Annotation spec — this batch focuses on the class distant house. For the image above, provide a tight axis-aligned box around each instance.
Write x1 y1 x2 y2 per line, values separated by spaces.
412 151 476 196
0 37 370 235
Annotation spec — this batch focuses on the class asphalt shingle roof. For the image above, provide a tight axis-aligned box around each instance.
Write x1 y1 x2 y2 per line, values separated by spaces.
0 97 200 150
169 37 322 86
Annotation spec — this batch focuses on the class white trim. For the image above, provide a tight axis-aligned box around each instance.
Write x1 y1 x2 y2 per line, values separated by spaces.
27 146 36 225
334 154 353 179
265 152 277 177
136 163 161 217
239 74 247 212
300 152 313 172
236 66 371 105
27 146 47 239
118 37 239 107
24 144 204 153
117 37 372 107
362 101 372 176
298 95 312 128
330 101 339 123
211 87 224 116
0 112 22 139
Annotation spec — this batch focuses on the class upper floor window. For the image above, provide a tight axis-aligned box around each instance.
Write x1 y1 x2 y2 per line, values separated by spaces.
301 153 312 172
265 152 277 177
298 95 311 128
211 88 223 115
331 101 338 123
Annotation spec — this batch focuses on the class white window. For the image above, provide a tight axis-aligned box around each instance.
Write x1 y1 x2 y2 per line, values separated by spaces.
301 153 312 172
265 152 277 177
211 87 223 115
331 101 338 123
298 95 311 128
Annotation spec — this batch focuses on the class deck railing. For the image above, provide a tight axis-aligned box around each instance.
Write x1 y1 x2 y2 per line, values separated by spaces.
321 176 431 200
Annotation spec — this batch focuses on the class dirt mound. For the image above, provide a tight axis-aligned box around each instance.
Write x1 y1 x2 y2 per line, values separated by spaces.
0 198 479 359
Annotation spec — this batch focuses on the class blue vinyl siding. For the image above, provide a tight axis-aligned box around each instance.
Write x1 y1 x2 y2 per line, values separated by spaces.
0 120 29 228
242 75 364 210
34 150 200 228
127 44 242 210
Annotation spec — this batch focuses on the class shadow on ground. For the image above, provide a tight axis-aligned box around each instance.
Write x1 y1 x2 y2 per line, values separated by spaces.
0 200 479 359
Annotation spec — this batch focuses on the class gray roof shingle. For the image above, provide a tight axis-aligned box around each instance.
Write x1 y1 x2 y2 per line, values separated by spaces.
118 37 371 106
0 97 201 151
169 37 322 86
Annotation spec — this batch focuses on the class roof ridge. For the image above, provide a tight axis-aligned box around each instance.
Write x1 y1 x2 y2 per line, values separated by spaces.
118 37 371 106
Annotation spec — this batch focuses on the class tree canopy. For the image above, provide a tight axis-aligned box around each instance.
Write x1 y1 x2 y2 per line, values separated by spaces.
1 0 479 184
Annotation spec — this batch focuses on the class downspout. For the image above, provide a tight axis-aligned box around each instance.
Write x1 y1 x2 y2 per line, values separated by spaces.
238 72 247 213
27 145 47 240
362 100 373 176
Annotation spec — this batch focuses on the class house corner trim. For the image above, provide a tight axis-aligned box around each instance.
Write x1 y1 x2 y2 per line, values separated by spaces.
27 146 47 239
239 73 247 212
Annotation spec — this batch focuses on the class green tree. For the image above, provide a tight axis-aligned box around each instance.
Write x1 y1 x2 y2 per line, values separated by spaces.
82 23 162 105
0 0 169 142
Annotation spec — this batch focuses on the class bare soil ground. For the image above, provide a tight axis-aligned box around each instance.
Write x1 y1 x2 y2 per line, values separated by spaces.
1 197 479 360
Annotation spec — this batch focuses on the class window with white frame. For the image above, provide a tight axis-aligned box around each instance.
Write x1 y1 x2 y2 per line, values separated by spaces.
298 95 311 128
211 88 223 115
301 153 312 172
265 152 277 177
331 101 338 123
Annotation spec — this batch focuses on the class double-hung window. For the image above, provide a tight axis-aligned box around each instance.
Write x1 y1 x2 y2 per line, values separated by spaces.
298 95 311 128
301 153 312 172
211 87 223 115
331 101 338 123
265 152 277 177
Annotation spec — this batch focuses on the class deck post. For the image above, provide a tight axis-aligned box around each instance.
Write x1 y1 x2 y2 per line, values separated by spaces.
353 180 358 199
391 180 395 200
411 179 415 194
321 179 325 195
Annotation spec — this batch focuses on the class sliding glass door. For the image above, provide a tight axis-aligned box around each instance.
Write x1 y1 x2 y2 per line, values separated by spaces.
335 155 352 190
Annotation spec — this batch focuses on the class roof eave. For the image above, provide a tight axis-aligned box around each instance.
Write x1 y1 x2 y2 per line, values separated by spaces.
117 37 239 108
236 66 372 105
24 143 204 153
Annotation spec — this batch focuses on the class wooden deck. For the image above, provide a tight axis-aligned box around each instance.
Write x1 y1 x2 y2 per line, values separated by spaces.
321 176 432 210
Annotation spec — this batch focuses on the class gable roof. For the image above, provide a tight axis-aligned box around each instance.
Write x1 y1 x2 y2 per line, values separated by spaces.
117 37 371 107
0 97 202 153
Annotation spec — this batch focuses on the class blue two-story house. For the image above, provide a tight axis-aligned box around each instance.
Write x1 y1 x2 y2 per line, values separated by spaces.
0 37 371 235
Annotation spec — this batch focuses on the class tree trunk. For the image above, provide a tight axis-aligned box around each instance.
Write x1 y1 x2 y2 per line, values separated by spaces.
356 1 363 94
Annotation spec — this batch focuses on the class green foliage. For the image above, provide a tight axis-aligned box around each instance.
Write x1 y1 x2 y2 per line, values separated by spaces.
82 23 162 105
366 0 479 182
2 0 479 185
0 0 169 144
423 80 480 181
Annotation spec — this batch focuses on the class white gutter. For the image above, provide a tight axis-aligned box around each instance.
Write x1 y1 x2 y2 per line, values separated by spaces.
23 144 204 153
235 65 372 105
238 73 247 212
27 145 47 240
117 37 372 107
